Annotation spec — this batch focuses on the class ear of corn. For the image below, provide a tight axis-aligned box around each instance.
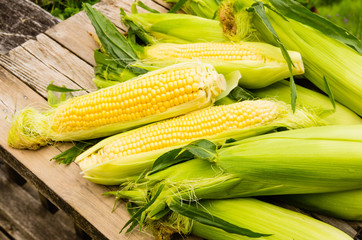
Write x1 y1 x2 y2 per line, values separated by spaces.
190 198 352 240
112 125 362 220
7 62 226 150
279 189 362 221
141 42 304 89
252 80 362 125
75 99 323 185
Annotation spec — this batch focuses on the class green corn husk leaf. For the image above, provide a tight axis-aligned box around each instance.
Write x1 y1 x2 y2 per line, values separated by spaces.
122 13 227 43
76 98 324 185
139 42 304 89
7 62 225 150
165 0 220 19
93 50 138 88
252 80 362 125
83 3 138 66
277 189 362 221
112 125 362 220
190 198 352 240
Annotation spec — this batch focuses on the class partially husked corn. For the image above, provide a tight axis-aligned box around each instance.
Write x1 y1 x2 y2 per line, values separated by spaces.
146 42 275 62
78 100 279 170
8 62 226 150
76 99 324 184
142 42 304 88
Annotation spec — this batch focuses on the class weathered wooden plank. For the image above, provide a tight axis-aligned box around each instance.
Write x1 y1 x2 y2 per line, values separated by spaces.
0 228 11 240
46 0 168 67
0 164 77 240
0 0 60 54
21 34 96 92
0 208 28 240
0 49 85 98
0 65 150 239
45 12 99 66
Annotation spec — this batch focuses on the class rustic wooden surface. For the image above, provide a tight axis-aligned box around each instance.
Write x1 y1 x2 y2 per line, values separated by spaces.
0 0 60 54
0 0 361 239
0 162 79 240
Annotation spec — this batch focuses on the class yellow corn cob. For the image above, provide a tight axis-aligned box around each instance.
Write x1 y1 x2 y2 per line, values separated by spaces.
141 42 304 88
8 62 226 150
76 99 322 184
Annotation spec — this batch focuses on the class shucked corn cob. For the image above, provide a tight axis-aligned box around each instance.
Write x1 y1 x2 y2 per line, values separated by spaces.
76 99 323 185
7 62 226 150
141 42 304 88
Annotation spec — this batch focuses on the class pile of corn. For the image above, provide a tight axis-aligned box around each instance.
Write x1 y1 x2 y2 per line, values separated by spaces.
7 0 362 239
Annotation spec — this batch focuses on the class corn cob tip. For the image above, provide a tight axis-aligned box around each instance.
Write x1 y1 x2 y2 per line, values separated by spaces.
7 108 51 150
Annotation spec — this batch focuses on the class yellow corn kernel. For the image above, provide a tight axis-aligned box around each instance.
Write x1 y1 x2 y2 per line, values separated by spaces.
77 100 280 170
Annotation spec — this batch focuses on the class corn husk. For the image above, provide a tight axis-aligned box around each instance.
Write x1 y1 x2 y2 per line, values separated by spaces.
278 189 362 221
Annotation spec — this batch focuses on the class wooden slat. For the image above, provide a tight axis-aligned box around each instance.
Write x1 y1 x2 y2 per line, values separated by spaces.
0 49 84 98
21 34 96 92
0 210 27 240
0 66 150 239
0 0 60 54
45 12 98 66
0 164 77 240
46 0 168 67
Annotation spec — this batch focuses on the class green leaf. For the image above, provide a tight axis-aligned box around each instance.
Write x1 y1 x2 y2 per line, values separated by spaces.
184 139 217 160
228 86 255 102
251 1 297 112
149 139 217 175
149 148 194 175
269 0 362 54
83 4 138 67
46 83 84 93
169 0 188 13
323 76 336 110
51 139 100 165
135 1 160 13
168 198 271 238
47 90 61 107
121 184 165 233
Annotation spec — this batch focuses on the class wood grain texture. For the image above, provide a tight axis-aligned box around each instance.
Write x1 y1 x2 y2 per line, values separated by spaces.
0 0 60 54
0 48 84 98
21 34 96 91
45 11 99 66
0 164 77 240
0 66 150 240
